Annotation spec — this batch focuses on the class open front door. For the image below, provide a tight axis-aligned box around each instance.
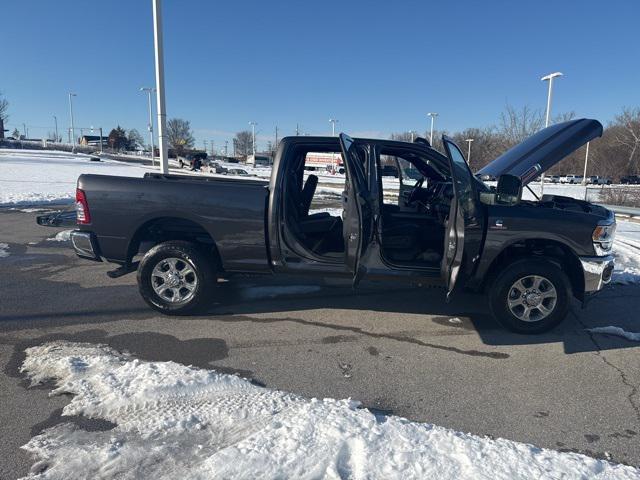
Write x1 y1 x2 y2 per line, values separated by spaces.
339 133 372 284
441 136 476 298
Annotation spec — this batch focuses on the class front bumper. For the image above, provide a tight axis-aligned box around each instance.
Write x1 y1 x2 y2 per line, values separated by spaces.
579 254 614 293
70 230 102 262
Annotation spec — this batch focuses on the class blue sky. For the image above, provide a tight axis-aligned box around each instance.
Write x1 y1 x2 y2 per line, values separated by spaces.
2 0 639 150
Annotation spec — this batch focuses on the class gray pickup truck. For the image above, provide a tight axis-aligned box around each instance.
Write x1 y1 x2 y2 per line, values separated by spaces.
61 119 615 333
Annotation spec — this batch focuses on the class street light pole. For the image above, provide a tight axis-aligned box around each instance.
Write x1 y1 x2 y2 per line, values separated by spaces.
152 0 169 174
540 72 563 194
329 118 338 136
140 87 156 167
465 138 474 164
68 93 77 153
53 115 58 142
409 130 416 142
249 121 257 157
427 112 438 145
582 142 590 185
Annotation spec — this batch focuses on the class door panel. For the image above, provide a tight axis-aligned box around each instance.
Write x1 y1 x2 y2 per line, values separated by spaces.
339 134 372 280
441 136 476 297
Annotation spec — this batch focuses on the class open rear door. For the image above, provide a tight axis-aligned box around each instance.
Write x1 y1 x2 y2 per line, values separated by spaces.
339 133 372 284
441 136 476 299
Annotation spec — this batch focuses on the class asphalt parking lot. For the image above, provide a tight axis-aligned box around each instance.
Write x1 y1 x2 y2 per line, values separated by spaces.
1 207 639 478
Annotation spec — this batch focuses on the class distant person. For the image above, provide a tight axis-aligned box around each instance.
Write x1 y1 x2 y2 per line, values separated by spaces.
191 157 202 171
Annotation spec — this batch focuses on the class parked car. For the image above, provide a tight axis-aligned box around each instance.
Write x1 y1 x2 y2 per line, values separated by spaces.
620 175 640 185
587 176 612 185
226 168 250 176
548 175 561 183
560 174 583 184
58 119 614 334
207 161 228 174
178 152 208 169
380 165 399 178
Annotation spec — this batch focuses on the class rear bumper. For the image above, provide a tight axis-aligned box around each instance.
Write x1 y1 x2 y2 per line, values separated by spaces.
70 230 102 262
579 255 614 293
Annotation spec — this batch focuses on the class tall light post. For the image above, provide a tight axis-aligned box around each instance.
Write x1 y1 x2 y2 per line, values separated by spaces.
249 121 257 157
152 0 169 174
540 72 563 194
427 112 438 145
68 93 77 153
140 87 156 167
582 142 590 185
409 130 416 142
329 118 338 136
465 138 474 164
53 115 58 142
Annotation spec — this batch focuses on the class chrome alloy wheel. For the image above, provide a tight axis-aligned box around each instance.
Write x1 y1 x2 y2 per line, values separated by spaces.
151 257 198 304
507 275 557 322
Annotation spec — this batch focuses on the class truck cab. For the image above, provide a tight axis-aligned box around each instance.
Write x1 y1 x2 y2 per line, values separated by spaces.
265 119 615 332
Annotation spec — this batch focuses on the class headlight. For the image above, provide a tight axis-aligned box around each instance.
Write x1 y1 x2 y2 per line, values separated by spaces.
592 222 616 255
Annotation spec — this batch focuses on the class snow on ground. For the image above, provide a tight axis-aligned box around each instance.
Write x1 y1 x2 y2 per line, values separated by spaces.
0 150 271 207
19 341 640 480
0 242 9 258
0 150 150 206
613 220 640 284
588 326 640 342
46 230 73 242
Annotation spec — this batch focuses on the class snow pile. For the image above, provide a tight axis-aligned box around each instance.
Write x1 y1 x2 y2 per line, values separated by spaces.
588 326 640 342
0 243 9 258
613 221 640 284
19 341 639 480
0 150 149 206
53 230 73 242
47 230 73 242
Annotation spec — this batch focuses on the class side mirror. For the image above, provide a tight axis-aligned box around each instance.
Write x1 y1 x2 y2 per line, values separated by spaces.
496 174 522 205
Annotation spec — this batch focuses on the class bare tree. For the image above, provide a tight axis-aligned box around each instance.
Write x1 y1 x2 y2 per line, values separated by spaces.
233 130 253 159
498 104 544 147
166 118 195 154
390 131 414 142
0 92 8 123
611 107 640 172
127 128 145 150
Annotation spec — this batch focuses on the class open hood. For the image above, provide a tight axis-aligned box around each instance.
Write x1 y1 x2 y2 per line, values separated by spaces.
477 119 603 185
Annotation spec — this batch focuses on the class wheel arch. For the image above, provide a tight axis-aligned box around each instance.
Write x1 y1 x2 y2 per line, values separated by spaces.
481 238 584 301
127 216 222 271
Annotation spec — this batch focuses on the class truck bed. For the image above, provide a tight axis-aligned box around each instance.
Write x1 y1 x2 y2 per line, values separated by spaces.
77 173 271 272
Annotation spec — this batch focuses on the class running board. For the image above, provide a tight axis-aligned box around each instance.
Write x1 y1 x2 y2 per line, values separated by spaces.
107 262 139 279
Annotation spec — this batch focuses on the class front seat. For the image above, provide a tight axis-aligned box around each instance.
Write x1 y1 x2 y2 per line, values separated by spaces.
299 174 319 217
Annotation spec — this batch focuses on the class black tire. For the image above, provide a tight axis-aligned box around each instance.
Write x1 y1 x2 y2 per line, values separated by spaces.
489 258 571 334
137 240 216 315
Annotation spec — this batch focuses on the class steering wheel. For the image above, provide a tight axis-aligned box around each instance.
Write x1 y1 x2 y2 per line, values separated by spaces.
406 177 425 205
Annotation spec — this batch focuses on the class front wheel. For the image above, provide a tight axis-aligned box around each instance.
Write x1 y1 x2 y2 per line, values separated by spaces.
489 258 570 334
137 240 216 315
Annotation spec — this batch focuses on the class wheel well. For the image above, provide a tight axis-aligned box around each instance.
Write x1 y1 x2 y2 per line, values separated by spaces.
128 217 222 270
482 239 584 299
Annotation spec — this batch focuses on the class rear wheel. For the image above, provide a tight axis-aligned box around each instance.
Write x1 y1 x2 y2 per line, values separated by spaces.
137 240 216 315
489 258 570 334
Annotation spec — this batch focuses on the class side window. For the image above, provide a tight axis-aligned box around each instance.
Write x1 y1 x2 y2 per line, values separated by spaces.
378 154 401 206
302 151 345 216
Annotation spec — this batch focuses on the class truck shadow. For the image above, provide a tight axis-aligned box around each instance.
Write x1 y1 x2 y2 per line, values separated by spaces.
1 248 637 356
204 277 640 355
